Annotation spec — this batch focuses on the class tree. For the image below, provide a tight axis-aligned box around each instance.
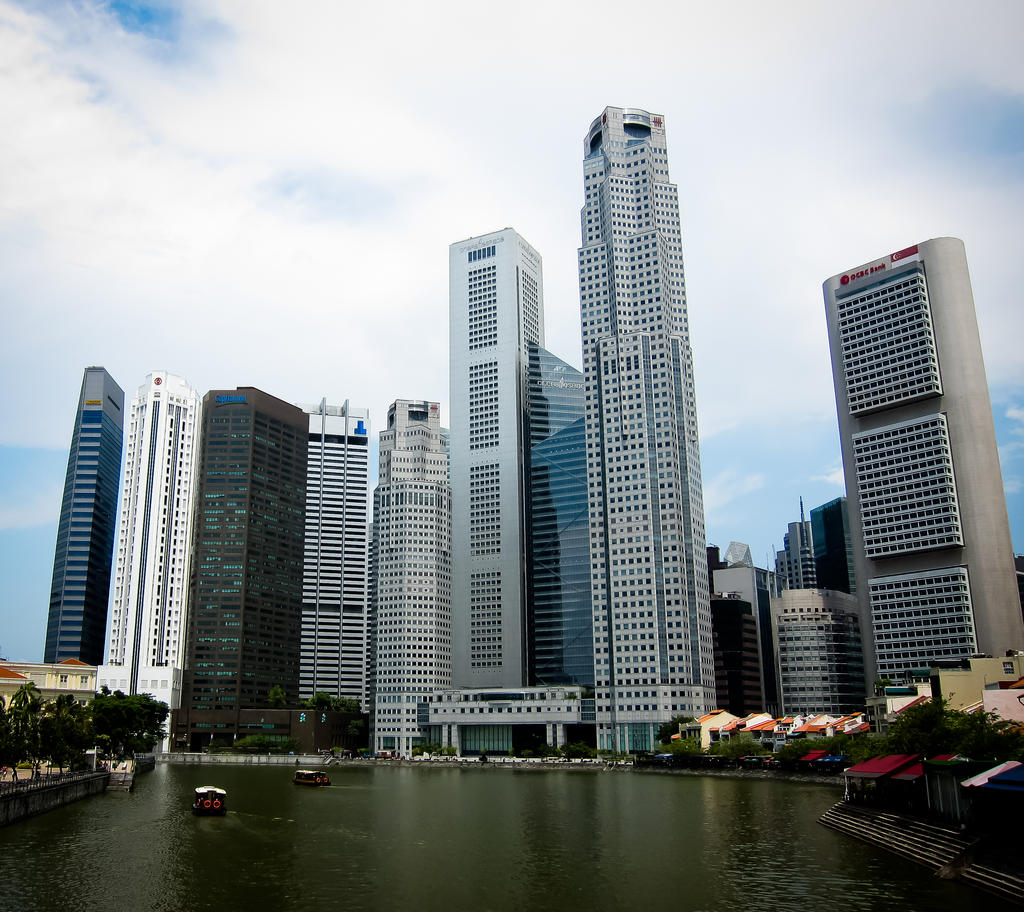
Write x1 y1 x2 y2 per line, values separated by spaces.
708 733 768 759
90 688 169 758
8 682 43 771
231 735 300 754
563 741 597 759
883 697 1024 762
39 693 91 772
0 695 20 770
657 715 695 744
664 737 702 756
267 684 288 708
300 692 359 712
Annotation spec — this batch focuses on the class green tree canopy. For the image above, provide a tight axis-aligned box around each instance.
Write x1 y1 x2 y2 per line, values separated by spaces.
663 736 703 756
7 682 43 768
301 692 360 713
267 684 288 708
39 693 91 771
90 688 168 758
563 741 598 759
883 698 1024 762
657 715 695 744
708 733 768 759
231 735 300 754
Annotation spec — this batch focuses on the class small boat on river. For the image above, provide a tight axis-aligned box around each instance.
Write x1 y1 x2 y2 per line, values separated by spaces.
192 786 227 816
293 769 331 787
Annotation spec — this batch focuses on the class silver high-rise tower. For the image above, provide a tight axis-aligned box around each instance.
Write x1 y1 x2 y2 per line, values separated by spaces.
100 372 200 715
370 400 452 757
579 106 714 752
449 228 543 688
299 399 370 707
824 237 1024 681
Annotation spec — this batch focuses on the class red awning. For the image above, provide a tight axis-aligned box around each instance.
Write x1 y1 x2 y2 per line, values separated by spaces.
799 750 828 762
891 762 924 781
844 754 920 779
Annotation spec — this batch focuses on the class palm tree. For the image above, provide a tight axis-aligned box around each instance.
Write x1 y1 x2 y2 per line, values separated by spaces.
8 682 43 776
40 693 91 772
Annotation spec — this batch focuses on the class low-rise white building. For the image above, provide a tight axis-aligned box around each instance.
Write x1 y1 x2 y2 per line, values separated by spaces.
425 686 594 756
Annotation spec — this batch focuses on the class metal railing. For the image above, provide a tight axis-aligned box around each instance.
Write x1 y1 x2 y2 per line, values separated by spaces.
0 769 107 798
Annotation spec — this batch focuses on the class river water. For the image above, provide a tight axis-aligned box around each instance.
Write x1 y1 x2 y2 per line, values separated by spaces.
0 763 1012 912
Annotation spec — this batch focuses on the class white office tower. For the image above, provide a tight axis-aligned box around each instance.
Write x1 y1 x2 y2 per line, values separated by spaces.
100 372 201 718
449 229 543 687
371 400 452 757
824 237 1024 682
580 107 714 752
299 400 370 707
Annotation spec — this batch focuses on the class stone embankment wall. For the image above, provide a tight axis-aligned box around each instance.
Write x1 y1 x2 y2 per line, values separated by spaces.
0 772 110 827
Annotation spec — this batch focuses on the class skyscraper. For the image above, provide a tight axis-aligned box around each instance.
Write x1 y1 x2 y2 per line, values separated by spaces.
45 366 124 665
299 399 370 707
824 237 1024 681
712 543 783 716
449 228 543 688
775 499 817 590
579 106 714 751
370 400 451 757
99 372 201 712
177 388 307 750
526 342 591 687
771 588 866 716
810 496 855 594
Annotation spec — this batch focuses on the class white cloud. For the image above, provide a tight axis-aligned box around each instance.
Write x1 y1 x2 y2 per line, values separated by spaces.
812 465 847 487
0 0 1022 564
702 469 767 515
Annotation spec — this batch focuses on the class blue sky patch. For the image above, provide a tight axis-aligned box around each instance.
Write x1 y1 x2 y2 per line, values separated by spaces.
913 84 1024 176
267 169 400 223
108 1 180 41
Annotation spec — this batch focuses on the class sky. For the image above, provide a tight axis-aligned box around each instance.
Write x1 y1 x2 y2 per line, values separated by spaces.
1 0 1022 663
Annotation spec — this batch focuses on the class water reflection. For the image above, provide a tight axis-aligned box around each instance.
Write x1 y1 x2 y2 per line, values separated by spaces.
0 764 1013 912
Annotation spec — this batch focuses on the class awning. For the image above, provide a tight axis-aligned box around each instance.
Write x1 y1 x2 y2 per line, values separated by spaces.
799 750 828 762
961 760 1022 788
844 754 920 779
891 762 924 781
979 763 1024 793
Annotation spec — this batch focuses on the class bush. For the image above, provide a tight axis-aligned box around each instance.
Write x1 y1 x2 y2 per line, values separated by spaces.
230 735 300 754
563 741 597 759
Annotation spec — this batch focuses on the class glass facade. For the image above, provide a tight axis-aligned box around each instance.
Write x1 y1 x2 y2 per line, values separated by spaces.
180 388 308 747
811 497 855 595
45 367 124 665
526 343 592 687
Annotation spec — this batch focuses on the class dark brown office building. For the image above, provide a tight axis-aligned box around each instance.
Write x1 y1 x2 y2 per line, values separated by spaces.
177 388 308 750
710 594 763 716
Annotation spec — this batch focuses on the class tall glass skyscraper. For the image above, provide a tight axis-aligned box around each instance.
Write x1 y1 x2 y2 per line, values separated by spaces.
810 496 855 595
99 372 201 714
526 343 592 687
177 388 307 750
579 107 714 752
45 366 124 665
